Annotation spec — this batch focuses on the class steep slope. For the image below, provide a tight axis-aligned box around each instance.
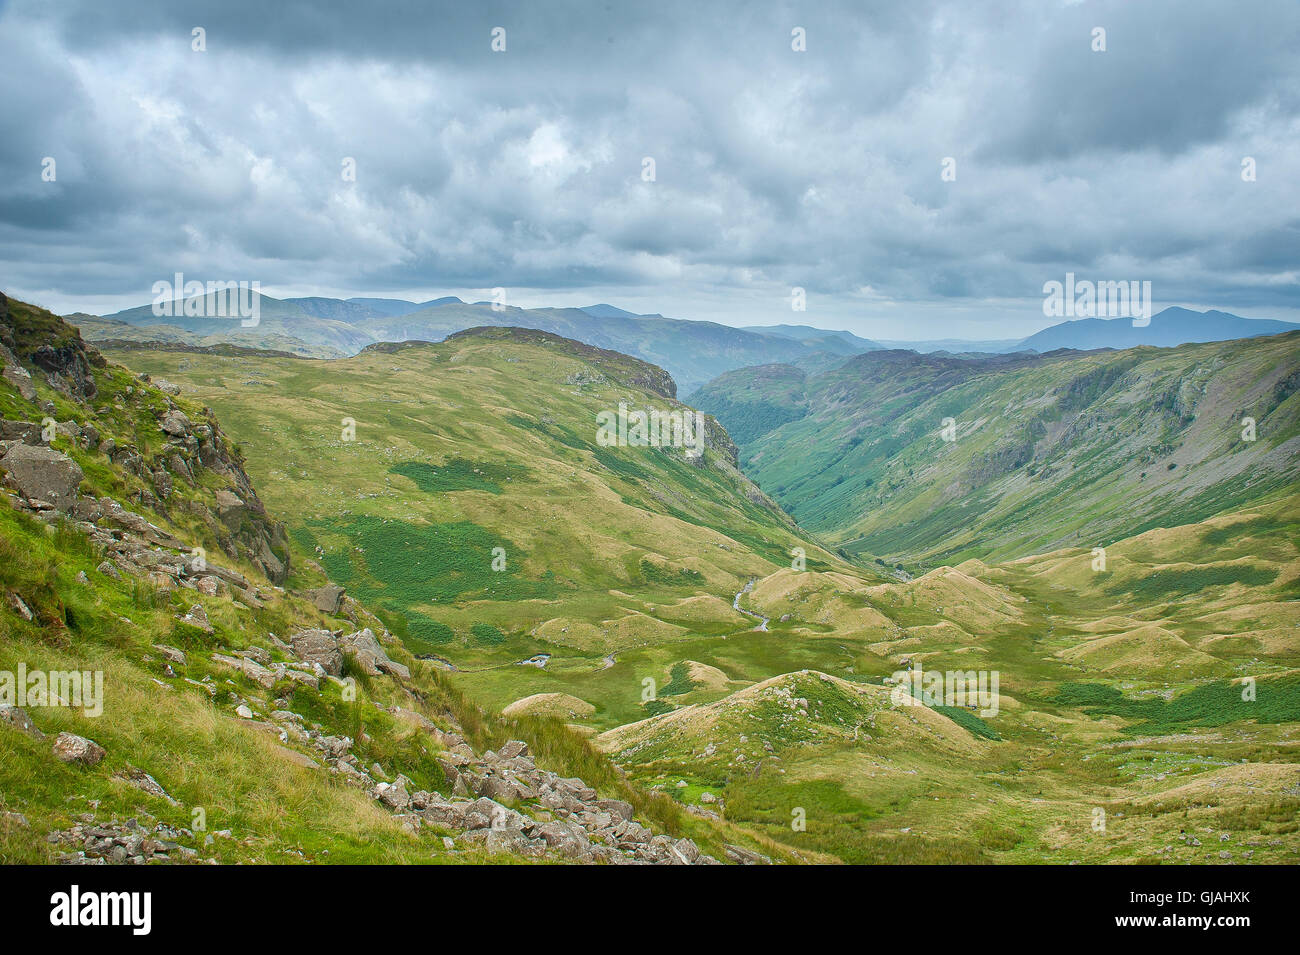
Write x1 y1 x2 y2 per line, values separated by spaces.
696 333 1300 565
1018 306 1297 352
739 324 882 355
0 293 780 866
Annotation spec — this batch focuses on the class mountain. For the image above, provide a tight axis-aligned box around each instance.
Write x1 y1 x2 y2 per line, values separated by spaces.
1017 306 1298 352
94 293 865 393
741 324 882 355
874 337 1023 353
580 304 642 319
345 296 463 316
693 332 1300 565
283 297 392 323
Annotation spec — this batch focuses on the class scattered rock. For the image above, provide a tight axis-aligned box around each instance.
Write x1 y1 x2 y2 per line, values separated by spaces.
0 703 44 739
52 732 106 767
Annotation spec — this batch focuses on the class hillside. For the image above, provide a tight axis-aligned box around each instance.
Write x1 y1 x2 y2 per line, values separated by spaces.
693 332 1300 565
0 292 787 865
592 494 1300 864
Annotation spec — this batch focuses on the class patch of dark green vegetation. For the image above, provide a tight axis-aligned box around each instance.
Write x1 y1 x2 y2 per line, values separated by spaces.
642 699 676 717
390 458 527 495
470 623 507 647
1055 677 1300 733
693 394 806 444
932 705 1001 740
660 662 699 698
1105 564 1278 600
1202 515 1291 546
310 516 560 604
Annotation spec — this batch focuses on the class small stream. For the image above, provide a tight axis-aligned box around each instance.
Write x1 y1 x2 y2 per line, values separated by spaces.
732 579 770 632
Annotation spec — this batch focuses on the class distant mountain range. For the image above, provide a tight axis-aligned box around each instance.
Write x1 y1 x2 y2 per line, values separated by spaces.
87 293 860 392
1015 307 1298 352
71 292 1297 393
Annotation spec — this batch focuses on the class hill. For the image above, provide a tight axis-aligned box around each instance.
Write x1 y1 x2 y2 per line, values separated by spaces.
693 333 1300 565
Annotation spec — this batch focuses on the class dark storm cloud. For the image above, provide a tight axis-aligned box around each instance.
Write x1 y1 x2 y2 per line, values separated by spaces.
1 0 1297 333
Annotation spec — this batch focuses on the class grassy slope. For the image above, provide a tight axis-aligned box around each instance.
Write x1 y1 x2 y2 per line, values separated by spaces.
694 334 1300 566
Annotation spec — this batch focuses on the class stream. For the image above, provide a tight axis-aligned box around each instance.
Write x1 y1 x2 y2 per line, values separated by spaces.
732 579 770 632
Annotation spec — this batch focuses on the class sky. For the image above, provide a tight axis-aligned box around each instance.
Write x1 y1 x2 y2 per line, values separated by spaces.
2 0 1298 339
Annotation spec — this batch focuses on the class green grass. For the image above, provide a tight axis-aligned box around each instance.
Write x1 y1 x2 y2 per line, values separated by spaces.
390 458 528 495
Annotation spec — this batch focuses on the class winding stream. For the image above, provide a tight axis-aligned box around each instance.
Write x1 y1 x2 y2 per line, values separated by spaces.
732 579 770 632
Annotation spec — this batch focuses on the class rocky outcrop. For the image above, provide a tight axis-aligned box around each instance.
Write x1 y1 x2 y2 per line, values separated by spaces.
370 734 720 865
290 629 344 676
338 627 410 679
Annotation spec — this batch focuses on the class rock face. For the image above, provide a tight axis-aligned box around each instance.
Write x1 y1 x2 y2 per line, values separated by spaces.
0 443 83 507
52 732 106 766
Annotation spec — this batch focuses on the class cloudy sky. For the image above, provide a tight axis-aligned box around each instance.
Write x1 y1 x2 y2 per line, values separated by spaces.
2 0 1298 338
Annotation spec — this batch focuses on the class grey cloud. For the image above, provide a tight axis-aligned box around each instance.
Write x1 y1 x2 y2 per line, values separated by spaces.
0 0 1297 333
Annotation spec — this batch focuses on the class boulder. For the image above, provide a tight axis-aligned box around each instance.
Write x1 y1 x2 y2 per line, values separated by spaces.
0 443 83 507
52 732 105 766
290 628 343 676
498 739 529 759
594 799 635 822
159 410 191 437
308 585 345 615
338 628 409 679
152 644 187 666
176 604 213 634
1 363 36 401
